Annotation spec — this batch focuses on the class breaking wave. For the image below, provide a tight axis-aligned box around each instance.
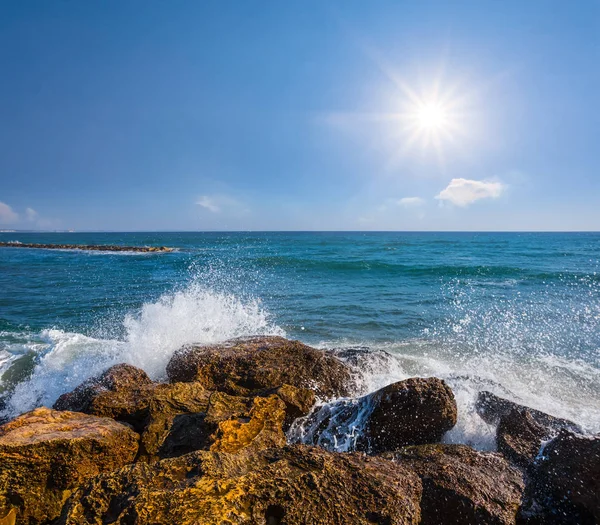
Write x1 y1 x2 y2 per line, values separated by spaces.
0 282 284 418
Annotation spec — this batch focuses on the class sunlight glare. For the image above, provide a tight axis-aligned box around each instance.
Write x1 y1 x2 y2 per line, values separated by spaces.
415 102 448 131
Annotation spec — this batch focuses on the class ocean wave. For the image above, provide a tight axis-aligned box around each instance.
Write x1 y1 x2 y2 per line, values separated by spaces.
0 282 283 417
1 280 598 453
289 339 600 452
252 255 600 281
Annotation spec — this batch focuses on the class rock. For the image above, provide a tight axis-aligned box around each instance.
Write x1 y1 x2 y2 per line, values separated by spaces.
0 398 7 426
57 445 423 524
155 412 213 459
266 384 316 430
54 368 295 462
0 407 139 525
532 430 600 524
328 346 401 393
151 390 254 459
385 444 525 525
137 382 212 461
361 378 457 452
0 242 174 253
158 393 287 459
68 378 210 434
0 508 15 525
295 377 457 453
210 395 287 453
166 335 353 399
476 391 582 433
53 363 153 416
497 408 549 470
54 368 212 461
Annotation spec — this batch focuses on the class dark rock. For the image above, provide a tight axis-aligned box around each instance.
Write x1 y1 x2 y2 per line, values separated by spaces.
0 398 7 427
0 407 139 525
0 242 173 252
166 335 353 399
361 378 457 452
532 430 600 524
385 444 525 525
476 391 582 433
295 377 457 453
156 413 212 459
53 363 153 416
57 445 423 524
497 408 549 470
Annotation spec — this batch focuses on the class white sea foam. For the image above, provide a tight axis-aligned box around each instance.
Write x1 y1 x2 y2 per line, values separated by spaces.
2 282 284 417
2 281 598 454
288 338 600 452
121 283 284 379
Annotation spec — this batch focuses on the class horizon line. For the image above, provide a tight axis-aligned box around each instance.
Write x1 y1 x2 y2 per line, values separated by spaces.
2 230 600 234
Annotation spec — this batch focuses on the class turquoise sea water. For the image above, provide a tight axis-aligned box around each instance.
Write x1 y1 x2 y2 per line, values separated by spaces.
1 231 599 447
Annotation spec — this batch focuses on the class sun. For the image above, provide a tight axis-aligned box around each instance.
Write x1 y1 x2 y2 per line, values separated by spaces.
393 85 471 167
320 63 478 171
414 102 449 131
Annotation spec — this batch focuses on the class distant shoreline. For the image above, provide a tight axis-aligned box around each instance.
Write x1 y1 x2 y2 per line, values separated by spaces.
0 242 173 253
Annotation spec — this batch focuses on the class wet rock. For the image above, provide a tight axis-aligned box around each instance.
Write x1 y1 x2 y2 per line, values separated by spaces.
166 335 353 399
53 363 153 416
0 398 7 426
57 445 423 525
156 412 213 459
361 378 457 452
328 346 401 387
0 407 139 525
385 444 525 525
532 430 600 524
476 391 582 433
296 377 457 453
266 384 316 430
497 408 549 470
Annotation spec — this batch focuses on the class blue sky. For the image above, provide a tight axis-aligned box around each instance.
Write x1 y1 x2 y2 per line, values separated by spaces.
0 1 598 231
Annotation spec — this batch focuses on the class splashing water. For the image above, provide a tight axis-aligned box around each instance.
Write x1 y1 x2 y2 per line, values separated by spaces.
122 282 283 378
1 282 283 418
289 335 600 452
1 231 599 450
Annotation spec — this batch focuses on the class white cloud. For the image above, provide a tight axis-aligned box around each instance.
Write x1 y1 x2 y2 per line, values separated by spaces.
196 196 221 213
436 178 505 207
398 197 425 207
25 207 38 221
0 202 18 224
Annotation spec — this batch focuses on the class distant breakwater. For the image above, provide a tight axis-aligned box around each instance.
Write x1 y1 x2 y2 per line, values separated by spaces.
0 242 173 253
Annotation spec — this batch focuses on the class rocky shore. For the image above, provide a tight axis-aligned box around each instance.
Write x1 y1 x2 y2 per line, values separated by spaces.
0 336 597 524
0 242 173 253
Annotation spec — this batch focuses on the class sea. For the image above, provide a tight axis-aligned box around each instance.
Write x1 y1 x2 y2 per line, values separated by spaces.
0 231 598 449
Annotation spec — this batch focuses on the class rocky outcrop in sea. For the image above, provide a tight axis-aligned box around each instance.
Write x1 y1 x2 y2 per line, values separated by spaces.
0 242 173 253
0 336 598 524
